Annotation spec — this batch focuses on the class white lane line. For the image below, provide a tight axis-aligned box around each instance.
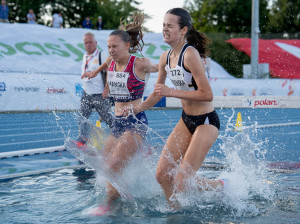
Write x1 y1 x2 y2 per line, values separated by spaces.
0 138 65 147
0 145 66 159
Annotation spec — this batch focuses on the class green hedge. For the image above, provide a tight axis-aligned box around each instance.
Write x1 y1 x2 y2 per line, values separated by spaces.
207 33 250 78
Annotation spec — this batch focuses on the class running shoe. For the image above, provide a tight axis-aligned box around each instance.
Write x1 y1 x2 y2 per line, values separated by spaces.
88 205 111 216
219 178 229 191
73 139 87 150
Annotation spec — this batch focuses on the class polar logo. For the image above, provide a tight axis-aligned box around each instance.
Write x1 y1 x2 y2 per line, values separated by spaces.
245 99 252 106
254 99 278 107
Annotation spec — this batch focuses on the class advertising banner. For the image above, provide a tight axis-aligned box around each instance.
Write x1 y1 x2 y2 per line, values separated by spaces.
0 73 81 111
227 38 300 79
1 24 299 111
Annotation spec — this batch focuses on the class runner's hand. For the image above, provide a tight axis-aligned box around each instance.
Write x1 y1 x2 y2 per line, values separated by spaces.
154 84 173 97
122 106 134 117
81 71 97 79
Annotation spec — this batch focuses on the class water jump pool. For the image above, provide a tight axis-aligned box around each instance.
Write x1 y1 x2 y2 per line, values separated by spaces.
0 108 299 223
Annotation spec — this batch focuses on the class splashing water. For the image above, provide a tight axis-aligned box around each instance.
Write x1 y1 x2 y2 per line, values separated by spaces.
60 109 278 218
62 112 168 212
162 110 277 218
214 112 276 217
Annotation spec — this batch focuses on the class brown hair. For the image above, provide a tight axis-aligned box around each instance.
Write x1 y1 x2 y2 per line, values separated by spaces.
110 11 145 53
166 8 211 58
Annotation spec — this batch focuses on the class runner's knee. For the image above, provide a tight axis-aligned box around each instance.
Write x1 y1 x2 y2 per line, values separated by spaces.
106 159 120 173
156 167 172 186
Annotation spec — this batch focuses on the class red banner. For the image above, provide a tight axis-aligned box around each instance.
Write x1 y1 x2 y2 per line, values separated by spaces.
226 38 300 79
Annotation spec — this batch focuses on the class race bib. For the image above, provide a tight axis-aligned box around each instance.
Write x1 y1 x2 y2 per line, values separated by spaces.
107 71 130 99
168 68 190 91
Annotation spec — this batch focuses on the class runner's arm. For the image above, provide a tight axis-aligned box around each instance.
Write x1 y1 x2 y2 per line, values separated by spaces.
133 52 168 114
81 56 112 79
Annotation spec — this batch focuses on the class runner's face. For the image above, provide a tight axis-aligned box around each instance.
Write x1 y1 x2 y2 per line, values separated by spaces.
162 13 185 44
107 35 130 62
84 35 97 55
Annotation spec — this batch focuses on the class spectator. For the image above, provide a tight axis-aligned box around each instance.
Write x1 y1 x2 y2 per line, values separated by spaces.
96 16 104 30
27 9 36 24
75 32 114 145
0 0 9 23
83 17 93 29
52 12 63 28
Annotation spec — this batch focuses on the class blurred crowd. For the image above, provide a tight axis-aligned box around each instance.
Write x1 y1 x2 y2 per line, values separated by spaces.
0 0 104 29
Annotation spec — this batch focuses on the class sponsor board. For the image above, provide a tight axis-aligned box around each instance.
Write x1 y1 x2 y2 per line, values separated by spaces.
47 87 67 94
213 96 300 108
75 83 83 97
227 38 300 79
0 82 6 91
0 73 81 111
0 23 232 79
14 87 39 92
0 82 6 96
243 98 279 108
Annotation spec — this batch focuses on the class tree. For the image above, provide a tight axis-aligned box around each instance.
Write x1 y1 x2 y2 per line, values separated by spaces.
7 0 44 23
95 0 142 29
185 0 270 33
39 0 100 27
7 0 142 29
267 0 300 33
184 0 227 32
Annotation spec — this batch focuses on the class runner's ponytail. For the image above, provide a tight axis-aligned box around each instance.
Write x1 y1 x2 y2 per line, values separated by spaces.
186 26 211 58
111 11 145 53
